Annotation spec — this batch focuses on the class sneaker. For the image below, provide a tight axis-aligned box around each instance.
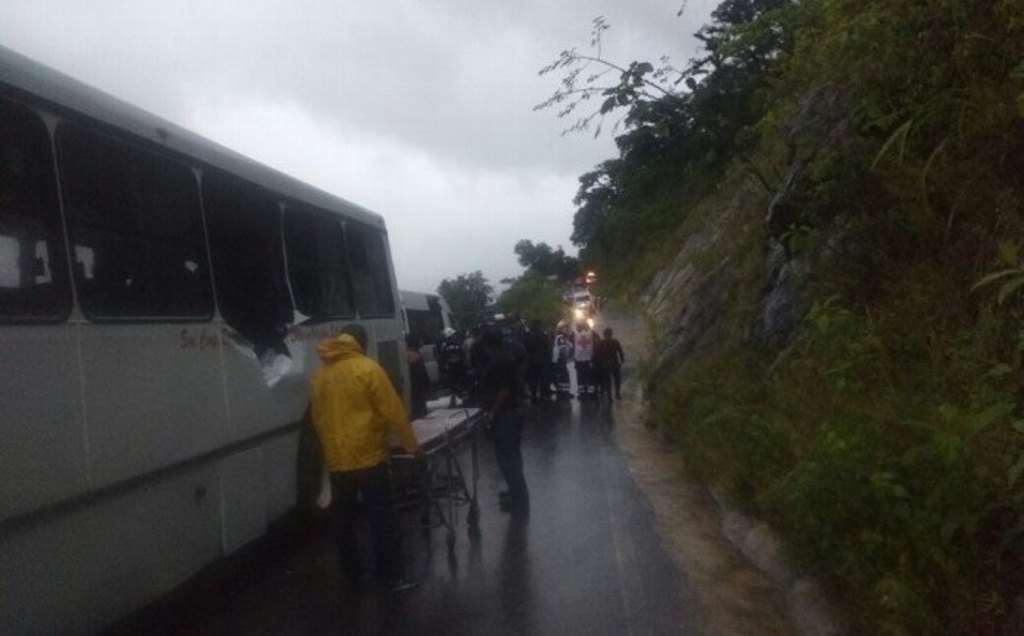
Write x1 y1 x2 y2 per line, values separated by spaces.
387 575 420 592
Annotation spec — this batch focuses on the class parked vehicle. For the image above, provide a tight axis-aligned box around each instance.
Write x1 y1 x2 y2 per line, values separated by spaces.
400 290 457 386
0 45 408 636
565 289 595 328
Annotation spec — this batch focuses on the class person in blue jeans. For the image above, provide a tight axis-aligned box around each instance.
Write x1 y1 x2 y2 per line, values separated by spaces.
479 325 528 512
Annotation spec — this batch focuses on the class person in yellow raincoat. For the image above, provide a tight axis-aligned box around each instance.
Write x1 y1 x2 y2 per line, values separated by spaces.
310 324 421 592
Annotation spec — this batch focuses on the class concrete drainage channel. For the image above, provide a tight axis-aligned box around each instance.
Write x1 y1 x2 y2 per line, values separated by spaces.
713 490 848 635
613 386 848 636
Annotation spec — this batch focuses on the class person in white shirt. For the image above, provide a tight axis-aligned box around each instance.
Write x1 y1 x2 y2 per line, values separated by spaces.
573 324 598 397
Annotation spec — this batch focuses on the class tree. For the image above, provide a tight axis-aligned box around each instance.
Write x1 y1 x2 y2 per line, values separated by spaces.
513 240 581 282
534 15 689 138
534 2 793 140
495 273 564 325
437 271 493 327
540 2 795 264
570 160 622 250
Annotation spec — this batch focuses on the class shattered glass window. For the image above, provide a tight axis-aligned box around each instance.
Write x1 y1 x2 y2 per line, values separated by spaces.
203 170 291 354
57 124 212 320
346 223 395 318
0 97 70 321
283 204 355 320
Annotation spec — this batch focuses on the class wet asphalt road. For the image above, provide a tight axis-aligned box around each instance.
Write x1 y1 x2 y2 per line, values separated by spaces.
104 387 700 636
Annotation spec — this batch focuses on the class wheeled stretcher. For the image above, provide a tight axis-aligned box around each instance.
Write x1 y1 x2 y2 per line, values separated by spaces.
552 362 571 397
392 407 484 551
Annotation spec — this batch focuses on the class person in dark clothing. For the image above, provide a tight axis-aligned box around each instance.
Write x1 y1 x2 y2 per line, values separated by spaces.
551 326 573 399
467 326 488 406
592 335 613 402
440 328 466 406
524 319 552 403
311 324 421 593
594 327 626 401
480 326 528 512
504 320 529 398
406 334 430 419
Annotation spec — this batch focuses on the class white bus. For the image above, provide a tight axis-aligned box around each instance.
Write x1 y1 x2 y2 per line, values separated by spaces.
399 290 457 386
0 46 409 635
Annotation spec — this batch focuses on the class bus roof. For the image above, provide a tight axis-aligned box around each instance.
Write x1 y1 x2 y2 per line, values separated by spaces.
0 45 386 231
400 290 443 312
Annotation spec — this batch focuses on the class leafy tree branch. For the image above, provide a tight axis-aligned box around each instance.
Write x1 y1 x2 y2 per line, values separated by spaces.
534 16 689 137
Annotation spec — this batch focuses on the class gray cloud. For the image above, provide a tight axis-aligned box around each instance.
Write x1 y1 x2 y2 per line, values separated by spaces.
1 0 715 294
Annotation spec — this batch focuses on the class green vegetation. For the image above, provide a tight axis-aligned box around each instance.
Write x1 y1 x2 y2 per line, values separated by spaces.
437 242 575 328
496 240 580 325
436 270 493 326
542 0 1024 632
494 272 565 325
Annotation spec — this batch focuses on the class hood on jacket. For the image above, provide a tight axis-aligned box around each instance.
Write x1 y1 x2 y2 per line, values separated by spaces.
317 333 365 364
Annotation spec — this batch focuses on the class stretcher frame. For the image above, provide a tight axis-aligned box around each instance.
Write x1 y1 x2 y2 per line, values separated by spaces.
392 407 484 551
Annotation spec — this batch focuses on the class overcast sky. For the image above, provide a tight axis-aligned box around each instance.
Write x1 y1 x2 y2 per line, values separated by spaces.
2 0 716 295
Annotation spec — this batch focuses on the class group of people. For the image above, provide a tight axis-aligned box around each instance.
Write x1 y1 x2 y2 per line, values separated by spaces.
307 316 625 597
436 319 625 406
308 321 533 596
556 323 625 402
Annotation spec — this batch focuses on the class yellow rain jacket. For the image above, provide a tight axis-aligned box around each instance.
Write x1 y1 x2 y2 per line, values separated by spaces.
310 333 419 472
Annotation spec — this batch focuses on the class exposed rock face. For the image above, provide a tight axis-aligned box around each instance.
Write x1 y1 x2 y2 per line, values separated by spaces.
640 211 739 378
754 85 854 351
654 257 735 374
766 84 854 236
644 85 855 372
642 226 721 326
753 237 809 351
641 213 805 377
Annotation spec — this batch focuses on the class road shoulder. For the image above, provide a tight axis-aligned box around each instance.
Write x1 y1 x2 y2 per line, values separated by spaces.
604 306 798 635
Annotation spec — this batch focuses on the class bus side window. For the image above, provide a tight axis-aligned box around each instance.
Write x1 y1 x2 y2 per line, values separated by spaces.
0 97 71 322
283 204 355 321
203 171 292 356
56 123 212 320
346 223 394 318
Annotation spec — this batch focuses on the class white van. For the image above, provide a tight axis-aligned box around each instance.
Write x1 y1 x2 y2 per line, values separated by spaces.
400 290 457 385
572 290 592 307
567 289 595 328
